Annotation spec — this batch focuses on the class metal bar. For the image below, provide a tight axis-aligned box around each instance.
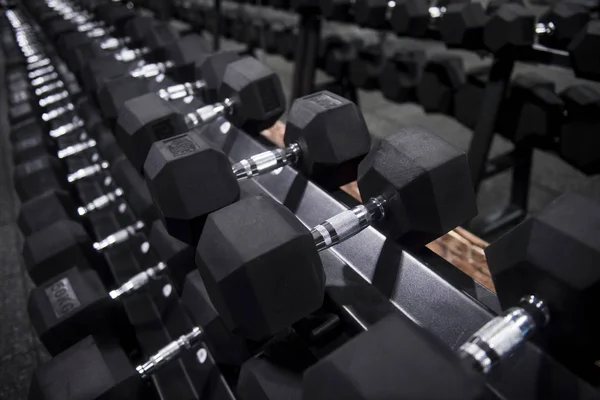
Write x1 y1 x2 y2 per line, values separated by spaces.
467 57 515 190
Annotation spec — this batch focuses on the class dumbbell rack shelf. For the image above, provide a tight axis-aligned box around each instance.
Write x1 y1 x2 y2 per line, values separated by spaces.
194 116 599 399
63 155 235 399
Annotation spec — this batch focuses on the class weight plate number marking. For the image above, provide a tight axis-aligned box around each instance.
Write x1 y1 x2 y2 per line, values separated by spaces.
45 278 81 318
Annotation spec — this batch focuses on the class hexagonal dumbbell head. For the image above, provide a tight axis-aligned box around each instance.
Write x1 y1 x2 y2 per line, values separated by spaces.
191 51 241 103
354 0 390 28
218 57 286 133
123 16 157 43
17 189 78 236
22 220 102 285
508 72 563 144
440 3 487 50
484 3 535 54
559 84 600 174
149 220 195 292
163 34 210 80
182 270 250 366
96 76 151 123
28 268 120 356
13 155 66 202
303 314 485 400
116 93 189 172
196 196 324 341
357 127 477 246
569 21 600 81
144 132 240 245
538 3 590 49
390 0 430 36
80 56 130 94
28 335 145 400
416 53 466 114
379 46 426 102
485 192 600 374
284 91 371 188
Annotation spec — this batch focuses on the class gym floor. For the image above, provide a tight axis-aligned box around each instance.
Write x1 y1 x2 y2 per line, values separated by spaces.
2 31 600 399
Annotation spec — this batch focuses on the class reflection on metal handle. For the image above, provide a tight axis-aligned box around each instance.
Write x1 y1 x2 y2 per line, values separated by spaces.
93 221 145 251
35 80 64 96
109 262 168 299
31 72 59 87
49 117 84 138
312 196 386 251
39 90 69 108
185 98 234 127
458 295 549 374
77 188 124 216
67 161 109 183
57 139 97 159
136 327 203 378
42 103 74 122
232 143 301 180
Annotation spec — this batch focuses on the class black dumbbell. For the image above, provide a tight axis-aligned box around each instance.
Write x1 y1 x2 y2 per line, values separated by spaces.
390 0 453 38
416 51 491 115
319 28 365 81
557 84 600 174
353 0 393 29
320 0 355 21
485 4 599 80
78 32 209 95
378 40 444 103
96 49 240 124
192 125 476 341
17 139 156 236
27 327 226 400
26 219 197 355
115 56 285 172
305 192 600 397
348 36 400 90
144 91 371 244
499 72 564 146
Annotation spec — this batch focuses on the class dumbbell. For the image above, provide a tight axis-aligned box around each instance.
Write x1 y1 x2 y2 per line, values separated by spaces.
26 219 199 355
78 32 209 95
353 0 393 29
348 36 400 90
390 0 455 38
558 84 600 174
115 56 285 172
95 47 238 124
192 124 477 341
320 0 355 21
23 206 149 287
17 136 157 235
28 325 216 399
485 3 599 80
318 28 364 81
378 40 444 103
304 192 600 397
144 91 371 245
416 51 491 114
263 15 296 56
497 72 564 146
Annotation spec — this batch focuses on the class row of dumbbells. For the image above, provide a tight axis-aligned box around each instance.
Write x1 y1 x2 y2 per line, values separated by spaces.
9 1 600 400
4 4 241 398
178 0 600 175
196 0 600 80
